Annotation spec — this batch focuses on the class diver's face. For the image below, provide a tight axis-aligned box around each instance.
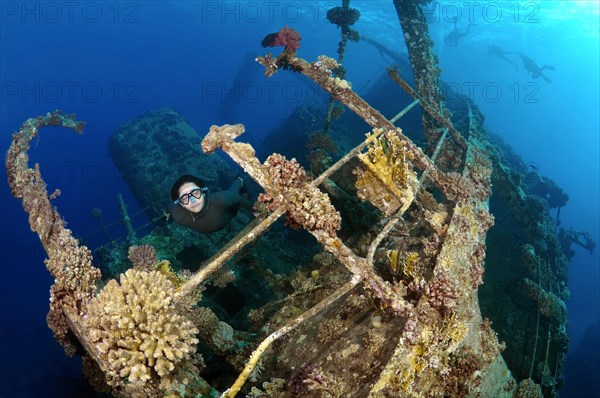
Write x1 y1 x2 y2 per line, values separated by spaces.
178 182 205 213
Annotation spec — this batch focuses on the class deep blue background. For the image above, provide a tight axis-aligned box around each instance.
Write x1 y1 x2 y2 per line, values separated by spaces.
1 1 598 397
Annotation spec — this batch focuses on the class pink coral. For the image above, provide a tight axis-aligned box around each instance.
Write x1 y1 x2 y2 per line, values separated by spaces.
262 27 301 54
128 244 158 271
258 154 341 237
424 274 461 314
274 27 301 52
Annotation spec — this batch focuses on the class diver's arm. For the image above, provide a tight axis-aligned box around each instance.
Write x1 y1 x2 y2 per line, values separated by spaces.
213 191 242 211
222 177 253 211
210 188 252 213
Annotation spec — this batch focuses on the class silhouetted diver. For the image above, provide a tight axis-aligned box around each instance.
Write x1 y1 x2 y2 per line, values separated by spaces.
488 44 518 72
361 36 404 64
518 53 555 83
444 22 475 46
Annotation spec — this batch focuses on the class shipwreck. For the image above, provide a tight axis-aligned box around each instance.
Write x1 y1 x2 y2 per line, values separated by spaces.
5 2 585 397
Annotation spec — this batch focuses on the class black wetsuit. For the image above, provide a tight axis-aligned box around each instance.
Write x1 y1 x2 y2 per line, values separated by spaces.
167 179 252 233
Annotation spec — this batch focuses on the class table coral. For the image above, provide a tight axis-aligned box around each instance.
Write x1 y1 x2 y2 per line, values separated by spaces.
84 269 198 388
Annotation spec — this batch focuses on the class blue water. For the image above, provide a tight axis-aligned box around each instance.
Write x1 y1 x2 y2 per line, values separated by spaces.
0 1 598 397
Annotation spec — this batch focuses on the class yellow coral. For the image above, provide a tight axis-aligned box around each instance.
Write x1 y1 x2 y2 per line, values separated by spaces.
395 313 468 393
387 249 400 273
444 313 468 353
360 128 414 190
156 260 185 288
403 252 420 281
332 76 352 89
397 368 416 391
354 128 417 215
84 269 198 387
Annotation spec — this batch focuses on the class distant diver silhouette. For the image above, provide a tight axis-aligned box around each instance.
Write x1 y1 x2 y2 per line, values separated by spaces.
488 44 518 72
361 36 403 65
444 22 476 46
518 53 555 83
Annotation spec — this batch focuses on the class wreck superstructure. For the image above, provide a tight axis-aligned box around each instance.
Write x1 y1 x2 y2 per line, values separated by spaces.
5 2 575 398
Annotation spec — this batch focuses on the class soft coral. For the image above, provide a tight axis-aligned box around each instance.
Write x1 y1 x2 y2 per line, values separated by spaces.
261 26 301 54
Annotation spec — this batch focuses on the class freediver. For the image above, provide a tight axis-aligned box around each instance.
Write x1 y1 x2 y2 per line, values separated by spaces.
444 21 476 46
518 53 555 83
488 44 518 72
165 175 253 233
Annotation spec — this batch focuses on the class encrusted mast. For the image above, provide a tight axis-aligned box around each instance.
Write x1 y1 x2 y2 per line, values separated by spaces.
392 0 447 146
6 4 558 398
5 112 215 397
